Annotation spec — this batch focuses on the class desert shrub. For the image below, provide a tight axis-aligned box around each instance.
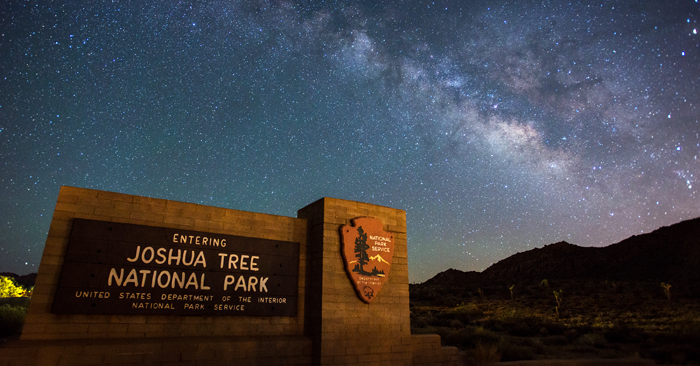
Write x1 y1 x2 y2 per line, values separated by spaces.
567 344 596 355
574 324 594 335
470 342 501 365
412 317 429 329
499 307 530 321
440 303 483 324
477 317 498 332
603 323 642 343
668 318 700 344
493 308 542 332
444 326 501 349
505 321 540 337
564 329 579 341
0 304 27 337
429 316 455 327
644 344 700 365
540 322 567 336
542 335 569 346
432 295 461 307
498 341 535 361
448 303 482 315
505 336 545 354
576 333 608 348
0 276 27 298
525 337 545 354
521 285 535 297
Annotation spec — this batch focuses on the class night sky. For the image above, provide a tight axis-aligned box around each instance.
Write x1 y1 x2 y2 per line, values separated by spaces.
1 0 698 283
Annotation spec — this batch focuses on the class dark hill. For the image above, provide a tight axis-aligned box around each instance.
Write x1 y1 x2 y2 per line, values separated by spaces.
420 217 700 295
481 241 605 282
421 268 484 288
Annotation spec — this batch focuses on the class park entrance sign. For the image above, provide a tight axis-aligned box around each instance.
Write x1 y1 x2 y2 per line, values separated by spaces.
52 219 299 316
10 187 461 366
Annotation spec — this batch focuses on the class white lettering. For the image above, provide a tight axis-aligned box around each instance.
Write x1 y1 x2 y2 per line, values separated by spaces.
171 272 185 288
123 269 139 286
139 270 151 287
228 254 239 269
182 250 195 266
76 291 111 298
108 268 124 286
156 248 167 264
224 275 235 291
258 297 286 303
194 251 207 268
172 233 228 247
247 276 258 292
126 246 140 262
234 276 247 291
142 247 155 263
221 275 269 292
168 249 181 265
157 271 171 288
200 273 210 290
185 272 199 289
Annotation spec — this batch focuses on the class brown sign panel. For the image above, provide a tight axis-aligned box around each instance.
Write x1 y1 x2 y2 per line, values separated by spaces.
340 217 394 303
52 219 299 316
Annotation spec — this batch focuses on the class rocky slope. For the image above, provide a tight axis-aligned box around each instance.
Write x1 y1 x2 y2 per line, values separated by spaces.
420 217 700 296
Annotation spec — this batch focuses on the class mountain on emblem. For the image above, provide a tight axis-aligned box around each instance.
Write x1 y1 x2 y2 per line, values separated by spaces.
340 217 394 303
369 254 390 265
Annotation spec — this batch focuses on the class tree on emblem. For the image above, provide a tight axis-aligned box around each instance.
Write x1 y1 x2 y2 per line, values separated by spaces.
353 226 370 275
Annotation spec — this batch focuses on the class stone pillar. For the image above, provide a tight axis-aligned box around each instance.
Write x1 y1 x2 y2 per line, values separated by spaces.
298 198 411 366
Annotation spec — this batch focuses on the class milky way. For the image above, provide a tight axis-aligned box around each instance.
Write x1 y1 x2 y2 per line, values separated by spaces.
1 0 698 282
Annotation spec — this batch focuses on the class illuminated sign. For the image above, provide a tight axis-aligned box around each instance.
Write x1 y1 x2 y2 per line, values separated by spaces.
340 217 394 303
52 219 299 316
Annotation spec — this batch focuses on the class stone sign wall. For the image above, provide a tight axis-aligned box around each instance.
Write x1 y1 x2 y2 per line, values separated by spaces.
1 186 461 366
21 186 308 341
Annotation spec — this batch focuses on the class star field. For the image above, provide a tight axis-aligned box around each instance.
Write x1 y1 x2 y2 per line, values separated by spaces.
1 0 699 283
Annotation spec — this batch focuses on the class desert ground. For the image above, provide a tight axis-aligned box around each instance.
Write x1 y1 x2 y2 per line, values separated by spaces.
410 279 700 365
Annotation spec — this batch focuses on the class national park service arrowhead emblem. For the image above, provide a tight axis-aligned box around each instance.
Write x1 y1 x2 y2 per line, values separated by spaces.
340 217 394 303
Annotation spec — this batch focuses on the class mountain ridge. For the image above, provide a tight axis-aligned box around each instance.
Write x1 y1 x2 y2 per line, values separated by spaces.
420 217 700 296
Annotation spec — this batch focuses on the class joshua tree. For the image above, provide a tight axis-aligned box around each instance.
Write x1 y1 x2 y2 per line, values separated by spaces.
509 284 515 301
477 288 484 300
661 282 672 301
553 289 563 318
540 279 550 289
